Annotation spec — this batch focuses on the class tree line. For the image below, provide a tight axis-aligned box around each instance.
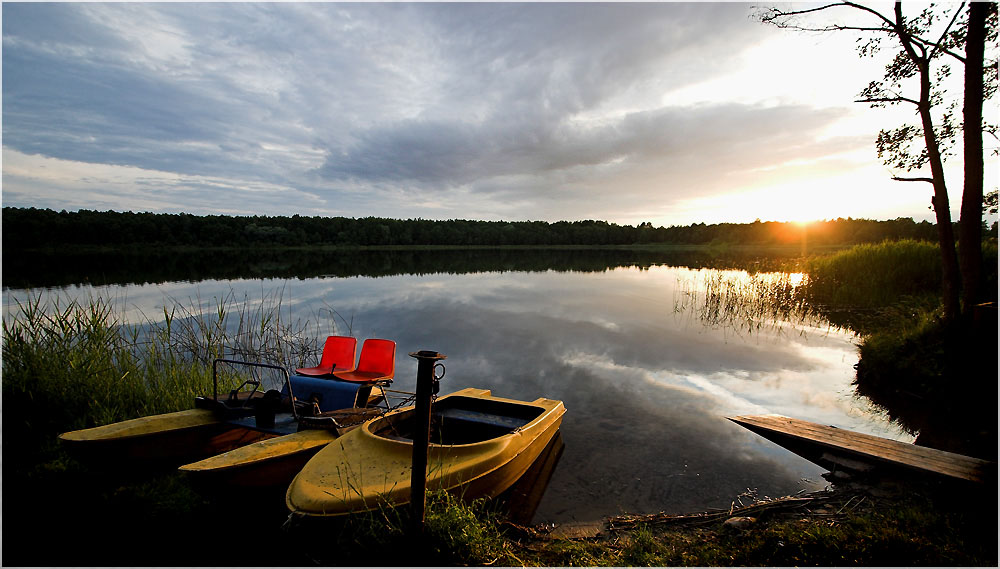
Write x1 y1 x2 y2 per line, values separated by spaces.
2 206 965 250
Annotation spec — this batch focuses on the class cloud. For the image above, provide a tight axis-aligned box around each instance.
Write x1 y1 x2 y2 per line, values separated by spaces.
3 2 943 224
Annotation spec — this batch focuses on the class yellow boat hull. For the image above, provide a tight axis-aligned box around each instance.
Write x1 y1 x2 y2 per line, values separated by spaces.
58 408 276 467
179 428 340 490
286 387 566 517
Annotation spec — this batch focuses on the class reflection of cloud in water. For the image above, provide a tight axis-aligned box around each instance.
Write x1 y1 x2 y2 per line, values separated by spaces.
561 351 771 415
5 266 910 522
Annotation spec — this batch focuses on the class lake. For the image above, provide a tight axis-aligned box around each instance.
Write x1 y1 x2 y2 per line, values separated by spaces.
2 248 909 524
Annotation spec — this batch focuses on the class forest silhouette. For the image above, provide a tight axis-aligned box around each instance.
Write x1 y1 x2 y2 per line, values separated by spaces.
2 207 952 250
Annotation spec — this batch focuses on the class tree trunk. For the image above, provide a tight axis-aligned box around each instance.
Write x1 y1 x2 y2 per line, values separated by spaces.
918 66 961 323
895 3 961 322
959 2 987 320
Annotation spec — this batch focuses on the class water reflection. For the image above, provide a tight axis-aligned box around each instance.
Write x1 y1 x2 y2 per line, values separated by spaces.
2 264 908 523
2 246 809 289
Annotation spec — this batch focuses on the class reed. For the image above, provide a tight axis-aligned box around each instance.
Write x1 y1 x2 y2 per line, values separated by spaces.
675 239 998 337
673 270 828 336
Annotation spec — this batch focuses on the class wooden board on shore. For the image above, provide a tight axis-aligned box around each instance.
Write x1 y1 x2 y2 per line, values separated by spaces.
728 414 995 484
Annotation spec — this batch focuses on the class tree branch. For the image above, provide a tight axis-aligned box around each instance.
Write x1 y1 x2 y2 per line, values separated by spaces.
759 2 967 62
928 3 968 63
758 1 895 32
893 4 925 72
892 176 934 183
856 96 920 106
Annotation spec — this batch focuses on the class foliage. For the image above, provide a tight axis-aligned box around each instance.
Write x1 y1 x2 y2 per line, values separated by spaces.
985 190 999 216
672 239 965 338
798 238 997 333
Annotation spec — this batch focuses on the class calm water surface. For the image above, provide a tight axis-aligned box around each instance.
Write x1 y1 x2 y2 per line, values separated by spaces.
3 260 910 523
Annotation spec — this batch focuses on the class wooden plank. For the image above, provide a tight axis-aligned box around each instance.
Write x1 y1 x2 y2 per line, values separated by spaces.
731 415 989 481
731 415 985 480
728 414 994 483
735 416 985 474
732 415 980 470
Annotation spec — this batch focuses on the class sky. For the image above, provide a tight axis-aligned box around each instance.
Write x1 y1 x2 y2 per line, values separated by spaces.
2 2 996 227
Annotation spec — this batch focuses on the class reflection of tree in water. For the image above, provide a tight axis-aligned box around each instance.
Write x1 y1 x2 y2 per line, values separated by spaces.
3 247 806 289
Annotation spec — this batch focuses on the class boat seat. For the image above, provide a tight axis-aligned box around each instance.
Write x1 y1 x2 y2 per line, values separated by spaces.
295 335 357 377
435 407 533 431
282 375 364 412
193 394 260 419
331 338 396 412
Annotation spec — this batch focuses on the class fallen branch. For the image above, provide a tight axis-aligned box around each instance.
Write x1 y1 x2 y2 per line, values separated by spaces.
606 490 867 531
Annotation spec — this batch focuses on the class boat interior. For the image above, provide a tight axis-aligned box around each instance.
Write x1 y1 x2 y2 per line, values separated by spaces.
373 396 546 445
194 360 380 435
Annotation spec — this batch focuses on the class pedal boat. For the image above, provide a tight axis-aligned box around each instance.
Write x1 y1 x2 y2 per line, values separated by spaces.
285 387 566 517
58 360 370 469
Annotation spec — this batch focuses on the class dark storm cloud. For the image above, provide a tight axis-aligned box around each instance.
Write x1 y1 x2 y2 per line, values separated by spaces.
318 101 850 195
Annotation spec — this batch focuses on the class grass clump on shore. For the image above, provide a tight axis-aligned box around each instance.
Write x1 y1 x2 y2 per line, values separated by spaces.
286 490 524 566
796 239 945 335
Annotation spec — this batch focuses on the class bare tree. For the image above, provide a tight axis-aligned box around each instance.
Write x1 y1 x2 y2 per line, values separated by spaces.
757 2 998 323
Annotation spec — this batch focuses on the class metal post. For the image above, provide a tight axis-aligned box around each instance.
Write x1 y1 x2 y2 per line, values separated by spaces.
408 350 446 538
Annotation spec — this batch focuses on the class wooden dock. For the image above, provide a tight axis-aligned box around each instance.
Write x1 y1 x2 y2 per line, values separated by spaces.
728 414 995 484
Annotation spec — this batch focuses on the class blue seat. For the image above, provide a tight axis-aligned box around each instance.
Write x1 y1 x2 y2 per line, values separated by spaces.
282 375 363 411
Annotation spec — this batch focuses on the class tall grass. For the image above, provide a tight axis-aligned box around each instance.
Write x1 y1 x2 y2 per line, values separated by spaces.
799 239 942 309
1 289 332 462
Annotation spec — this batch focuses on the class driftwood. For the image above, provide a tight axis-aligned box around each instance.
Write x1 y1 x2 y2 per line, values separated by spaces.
606 490 867 532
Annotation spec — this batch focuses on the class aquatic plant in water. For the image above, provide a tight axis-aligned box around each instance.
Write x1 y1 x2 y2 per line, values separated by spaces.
672 269 836 337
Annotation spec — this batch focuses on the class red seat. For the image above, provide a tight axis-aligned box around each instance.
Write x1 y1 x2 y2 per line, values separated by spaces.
295 336 357 377
332 338 395 386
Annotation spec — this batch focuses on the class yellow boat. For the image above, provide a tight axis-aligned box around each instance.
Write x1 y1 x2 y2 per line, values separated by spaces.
58 406 278 467
286 387 566 517
59 360 374 469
